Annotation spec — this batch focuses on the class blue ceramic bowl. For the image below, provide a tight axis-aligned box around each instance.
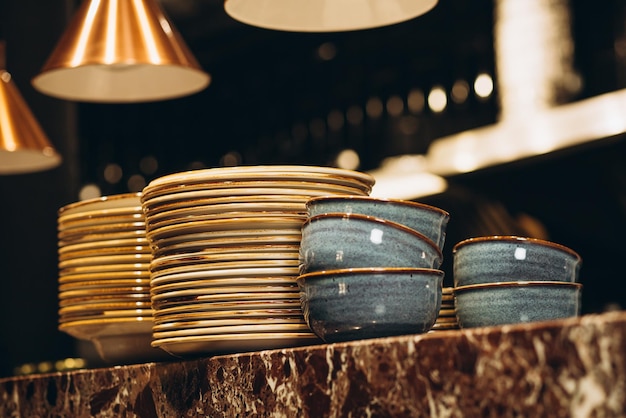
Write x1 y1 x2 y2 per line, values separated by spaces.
306 196 450 250
299 213 443 275
298 267 444 342
454 281 582 328
452 235 582 287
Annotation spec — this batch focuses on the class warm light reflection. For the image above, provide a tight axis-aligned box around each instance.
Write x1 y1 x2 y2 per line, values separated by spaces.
386 95 404 117
346 105 364 125
103 163 123 184
127 174 146 191
70 0 101 66
132 0 161 63
327 109 344 131
407 89 425 113
335 149 360 170
370 229 384 244
427 86 447 113
317 42 337 61
474 73 494 99
79 183 102 200
451 79 470 103
139 155 158 174
366 97 383 118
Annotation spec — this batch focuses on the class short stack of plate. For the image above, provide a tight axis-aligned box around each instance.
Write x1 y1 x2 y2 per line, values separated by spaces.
430 287 459 331
141 165 375 357
56 193 166 363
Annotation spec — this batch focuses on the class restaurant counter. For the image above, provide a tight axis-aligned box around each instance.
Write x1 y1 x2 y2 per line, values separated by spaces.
1 310 625 417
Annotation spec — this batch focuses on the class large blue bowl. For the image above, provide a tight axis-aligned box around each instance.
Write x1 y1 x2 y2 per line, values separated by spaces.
306 196 450 250
298 267 444 343
299 213 443 275
452 235 582 287
454 281 582 328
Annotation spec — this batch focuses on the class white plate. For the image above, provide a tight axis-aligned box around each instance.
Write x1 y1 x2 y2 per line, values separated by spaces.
146 211 306 234
58 213 145 231
58 270 151 283
152 331 321 357
143 165 374 191
153 299 302 317
150 250 299 272
59 262 150 275
59 278 151 291
152 323 311 339
151 292 301 311
59 254 152 269
145 201 307 225
146 216 304 241
58 238 150 255
151 230 301 254
142 187 365 211
153 316 306 331
150 284 299 301
152 307 304 324
59 193 142 217
150 259 300 280
150 276 297 294
150 266 299 286
58 316 153 339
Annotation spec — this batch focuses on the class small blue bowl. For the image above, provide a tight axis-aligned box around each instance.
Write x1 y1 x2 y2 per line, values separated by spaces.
306 196 450 250
454 281 582 328
298 267 444 343
452 235 582 287
299 213 443 275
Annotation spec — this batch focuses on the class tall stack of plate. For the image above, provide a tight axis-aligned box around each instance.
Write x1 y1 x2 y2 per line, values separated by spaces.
141 165 375 357
430 287 459 331
56 193 167 363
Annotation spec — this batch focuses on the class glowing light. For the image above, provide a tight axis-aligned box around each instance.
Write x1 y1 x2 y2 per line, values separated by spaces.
474 73 494 99
309 118 326 139
327 109 344 131
220 151 241 166
366 97 383 118
317 42 337 61
386 95 404 116
335 149 360 170
451 79 470 104
127 174 146 192
103 163 123 184
78 183 101 200
139 155 158 175
407 89 425 113
346 105 364 125
428 86 447 113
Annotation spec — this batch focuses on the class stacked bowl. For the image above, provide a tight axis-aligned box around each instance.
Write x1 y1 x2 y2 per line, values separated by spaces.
297 196 450 343
56 193 166 363
452 235 583 328
140 165 376 357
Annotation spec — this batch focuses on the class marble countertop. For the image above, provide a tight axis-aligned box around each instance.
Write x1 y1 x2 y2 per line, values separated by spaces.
1 310 625 417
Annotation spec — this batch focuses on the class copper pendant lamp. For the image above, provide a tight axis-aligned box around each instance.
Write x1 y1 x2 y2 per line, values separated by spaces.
224 0 439 32
32 0 210 103
0 44 62 175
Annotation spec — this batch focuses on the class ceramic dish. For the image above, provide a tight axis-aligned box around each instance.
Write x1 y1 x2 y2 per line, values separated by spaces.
57 206 144 224
149 266 300 287
58 309 153 322
152 316 306 331
151 232 301 256
58 270 151 283
150 285 299 301
58 278 151 291
142 165 374 190
58 230 147 246
58 213 145 231
152 308 304 324
151 292 301 311
58 238 150 254
152 332 321 357
152 323 311 339
59 263 150 275
151 277 297 294
58 254 152 269
58 286 151 298
150 259 300 281
58 193 142 217
152 300 303 317
150 251 299 272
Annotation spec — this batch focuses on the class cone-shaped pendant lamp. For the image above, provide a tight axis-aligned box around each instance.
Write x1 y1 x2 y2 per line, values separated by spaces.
32 0 210 103
0 43 62 175
224 0 439 32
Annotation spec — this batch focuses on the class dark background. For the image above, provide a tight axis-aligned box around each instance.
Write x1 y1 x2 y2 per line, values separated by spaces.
0 0 625 376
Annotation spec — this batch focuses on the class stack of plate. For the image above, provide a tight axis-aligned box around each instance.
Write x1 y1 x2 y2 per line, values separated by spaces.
141 165 375 357
430 287 459 331
56 193 166 363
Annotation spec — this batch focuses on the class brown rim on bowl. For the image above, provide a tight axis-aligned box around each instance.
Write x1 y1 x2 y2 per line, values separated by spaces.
306 195 450 218
453 280 583 293
304 212 443 261
297 267 445 281
451 235 582 262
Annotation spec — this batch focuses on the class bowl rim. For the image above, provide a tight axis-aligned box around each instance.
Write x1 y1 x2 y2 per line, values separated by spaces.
297 267 445 282
303 213 443 260
451 235 581 262
306 195 450 218
454 280 583 293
